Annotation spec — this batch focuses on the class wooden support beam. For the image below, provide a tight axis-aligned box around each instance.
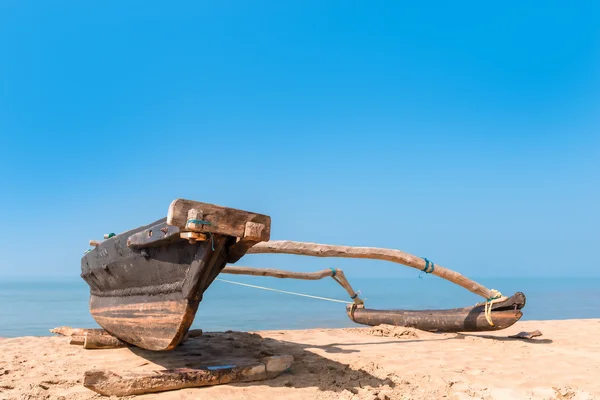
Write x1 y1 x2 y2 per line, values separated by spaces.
180 231 208 244
89 240 102 247
223 266 334 280
221 266 363 305
70 336 85 346
64 328 199 348
83 334 127 350
83 355 293 396
248 241 497 300
227 222 269 263
167 199 271 241
51 327 110 337
187 329 203 338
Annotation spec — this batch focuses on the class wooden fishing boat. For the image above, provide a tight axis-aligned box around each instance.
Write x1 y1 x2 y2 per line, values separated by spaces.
81 199 271 351
81 198 526 351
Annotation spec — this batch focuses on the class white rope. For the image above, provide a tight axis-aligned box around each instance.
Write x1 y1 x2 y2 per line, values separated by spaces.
215 278 351 304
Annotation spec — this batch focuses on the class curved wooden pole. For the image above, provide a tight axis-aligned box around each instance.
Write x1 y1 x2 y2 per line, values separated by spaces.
222 266 364 305
247 241 496 300
222 266 331 280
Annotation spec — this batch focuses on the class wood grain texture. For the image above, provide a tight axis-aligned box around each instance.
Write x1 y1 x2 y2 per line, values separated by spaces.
70 336 85 345
180 231 208 243
167 199 271 241
225 221 269 263
51 327 109 337
83 355 293 396
83 334 127 350
90 294 194 351
82 219 233 351
348 308 522 332
346 292 526 332
222 266 336 280
248 240 498 300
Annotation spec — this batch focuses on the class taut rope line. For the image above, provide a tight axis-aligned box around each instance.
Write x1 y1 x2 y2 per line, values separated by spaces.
215 278 352 304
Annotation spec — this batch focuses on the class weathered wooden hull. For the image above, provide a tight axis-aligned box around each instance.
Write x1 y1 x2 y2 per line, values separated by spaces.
347 292 526 332
81 219 228 350
81 200 271 351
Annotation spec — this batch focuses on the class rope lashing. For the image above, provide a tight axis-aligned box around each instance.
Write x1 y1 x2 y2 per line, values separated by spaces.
484 289 504 326
215 278 351 304
422 258 435 274
418 257 435 279
330 267 337 277
104 233 116 239
187 219 212 226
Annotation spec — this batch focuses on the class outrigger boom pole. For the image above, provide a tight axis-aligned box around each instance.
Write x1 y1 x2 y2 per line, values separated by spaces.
248 240 497 300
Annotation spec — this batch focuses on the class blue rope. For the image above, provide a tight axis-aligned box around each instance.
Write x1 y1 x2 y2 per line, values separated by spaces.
187 219 212 226
330 267 337 277
351 293 358 299
422 257 435 274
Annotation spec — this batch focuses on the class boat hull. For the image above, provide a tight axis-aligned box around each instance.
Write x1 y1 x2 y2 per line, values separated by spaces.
81 219 231 351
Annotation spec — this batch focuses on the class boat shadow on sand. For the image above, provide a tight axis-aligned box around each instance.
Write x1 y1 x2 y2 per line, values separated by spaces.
125 330 395 395
298 329 552 356
124 329 551 396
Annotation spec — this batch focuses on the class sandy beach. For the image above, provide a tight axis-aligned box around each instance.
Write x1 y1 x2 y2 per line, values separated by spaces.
1 319 599 400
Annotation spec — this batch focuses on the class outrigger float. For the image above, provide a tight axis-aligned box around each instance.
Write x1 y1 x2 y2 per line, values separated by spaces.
81 199 526 351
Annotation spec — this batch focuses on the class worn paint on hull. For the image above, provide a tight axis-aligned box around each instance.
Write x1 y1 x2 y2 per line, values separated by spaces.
81 219 232 351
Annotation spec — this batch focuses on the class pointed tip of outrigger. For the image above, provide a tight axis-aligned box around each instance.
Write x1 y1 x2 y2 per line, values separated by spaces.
346 292 526 333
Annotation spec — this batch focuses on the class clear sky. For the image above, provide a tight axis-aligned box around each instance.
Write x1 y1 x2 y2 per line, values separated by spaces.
0 1 598 279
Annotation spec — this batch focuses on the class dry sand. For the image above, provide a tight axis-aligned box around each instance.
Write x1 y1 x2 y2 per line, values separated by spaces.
1 319 599 400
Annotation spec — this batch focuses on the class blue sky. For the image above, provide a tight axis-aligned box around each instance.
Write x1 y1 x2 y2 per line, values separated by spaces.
0 1 598 279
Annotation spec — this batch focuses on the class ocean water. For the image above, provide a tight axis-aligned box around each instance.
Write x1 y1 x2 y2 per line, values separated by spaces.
1 276 599 338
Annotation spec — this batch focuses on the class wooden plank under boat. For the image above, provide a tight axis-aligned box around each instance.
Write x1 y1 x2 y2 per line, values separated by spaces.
80 199 271 351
